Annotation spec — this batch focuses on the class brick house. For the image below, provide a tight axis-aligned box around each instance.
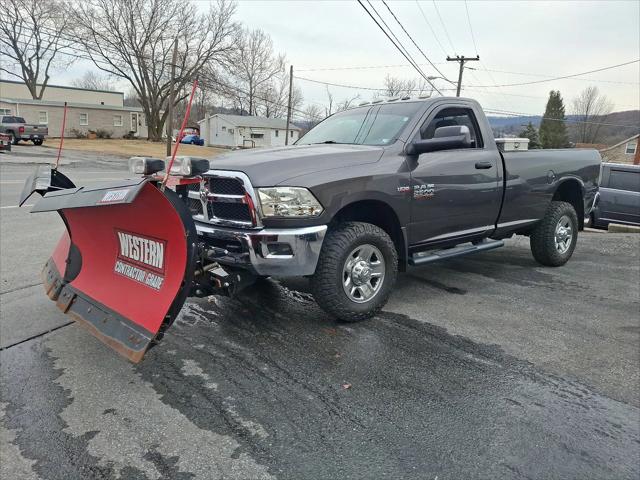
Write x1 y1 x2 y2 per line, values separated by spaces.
600 134 640 165
0 79 150 138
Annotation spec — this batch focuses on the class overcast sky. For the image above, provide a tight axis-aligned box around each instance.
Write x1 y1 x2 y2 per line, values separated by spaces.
58 0 640 116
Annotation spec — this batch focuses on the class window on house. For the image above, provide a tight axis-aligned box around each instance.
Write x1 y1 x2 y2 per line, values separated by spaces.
0 108 11 115
275 130 279 137
625 141 637 155
229 129 234 134
79 113 88 125
38 111 48 124
222 126 226 131
113 114 123 127
290 130 294 138
250 133 264 139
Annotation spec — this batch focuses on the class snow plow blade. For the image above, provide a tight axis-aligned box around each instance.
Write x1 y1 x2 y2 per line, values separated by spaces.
31 178 197 362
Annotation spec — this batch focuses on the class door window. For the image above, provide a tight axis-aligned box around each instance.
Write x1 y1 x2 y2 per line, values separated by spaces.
420 107 483 148
609 170 640 193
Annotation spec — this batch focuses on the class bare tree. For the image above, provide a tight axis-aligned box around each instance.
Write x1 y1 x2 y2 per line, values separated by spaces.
258 72 303 118
230 28 285 116
72 71 115 91
572 86 614 144
301 104 324 131
72 0 239 140
383 75 431 98
324 87 334 117
335 95 361 113
0 0 73 99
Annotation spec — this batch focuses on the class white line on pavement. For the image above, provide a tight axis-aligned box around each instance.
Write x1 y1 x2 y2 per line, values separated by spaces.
0 204 33 209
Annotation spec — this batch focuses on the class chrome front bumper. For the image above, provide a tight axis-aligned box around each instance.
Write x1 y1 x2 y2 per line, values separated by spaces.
196 222 327 276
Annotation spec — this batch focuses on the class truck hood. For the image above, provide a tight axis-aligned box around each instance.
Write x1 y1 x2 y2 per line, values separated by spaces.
208 144 384 186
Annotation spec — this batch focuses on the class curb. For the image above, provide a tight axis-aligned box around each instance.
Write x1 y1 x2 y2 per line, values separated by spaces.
608 224 640 234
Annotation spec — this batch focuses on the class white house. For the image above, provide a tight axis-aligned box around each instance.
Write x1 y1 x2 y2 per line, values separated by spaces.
198 113 301 148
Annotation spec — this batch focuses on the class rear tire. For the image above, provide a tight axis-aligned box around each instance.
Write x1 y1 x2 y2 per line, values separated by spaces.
311 221 397 322
530 201 578 267
33 138 43 146
9 132 18 145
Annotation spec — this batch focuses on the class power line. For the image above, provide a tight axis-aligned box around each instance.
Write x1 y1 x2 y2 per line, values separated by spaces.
294 75 457 93
467 66 640 86
468 59 640 88
381 0 452 83
415 0 448 56
432 0 456 54
484 108 639 128
464 0 479 56
461 0 512 111
356 0 443 95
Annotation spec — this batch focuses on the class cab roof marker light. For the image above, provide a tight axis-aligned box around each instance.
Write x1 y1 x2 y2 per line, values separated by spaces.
129 156 165 175
164 156 210 177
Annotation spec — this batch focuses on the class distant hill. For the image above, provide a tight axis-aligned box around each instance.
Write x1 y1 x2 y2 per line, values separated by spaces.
488 110 639 146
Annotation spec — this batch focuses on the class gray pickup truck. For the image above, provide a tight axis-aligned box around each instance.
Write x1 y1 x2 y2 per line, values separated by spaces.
0 115 48 145
22 96 602 362
185 97 601 320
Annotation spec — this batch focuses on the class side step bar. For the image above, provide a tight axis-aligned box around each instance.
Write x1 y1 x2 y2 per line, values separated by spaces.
409 239 504 266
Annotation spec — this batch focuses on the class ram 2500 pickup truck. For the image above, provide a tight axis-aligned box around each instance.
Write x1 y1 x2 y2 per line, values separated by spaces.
0 115 48 145
21 97 601 362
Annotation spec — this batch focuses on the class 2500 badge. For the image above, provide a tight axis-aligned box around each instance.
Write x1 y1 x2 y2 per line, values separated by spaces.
114 230 166 290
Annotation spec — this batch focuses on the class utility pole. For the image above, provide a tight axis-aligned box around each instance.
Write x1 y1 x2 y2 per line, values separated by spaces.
285 65 293 146
166 38 179 156
446 55 479 97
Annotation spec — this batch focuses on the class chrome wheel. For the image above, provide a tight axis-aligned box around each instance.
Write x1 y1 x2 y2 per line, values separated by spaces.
555 215 573 254
342 244 385 303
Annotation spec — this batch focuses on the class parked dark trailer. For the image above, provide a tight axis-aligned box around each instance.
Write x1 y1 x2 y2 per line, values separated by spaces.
22 97 602 362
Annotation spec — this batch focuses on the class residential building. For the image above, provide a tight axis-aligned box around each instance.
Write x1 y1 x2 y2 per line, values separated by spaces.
600 134 640 165
0 79 150 138
198 113 301 148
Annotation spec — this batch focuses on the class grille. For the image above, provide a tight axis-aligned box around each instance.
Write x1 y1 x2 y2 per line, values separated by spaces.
186 183 200 192
209 177 245 196
188 198 203 215
207 202 253 223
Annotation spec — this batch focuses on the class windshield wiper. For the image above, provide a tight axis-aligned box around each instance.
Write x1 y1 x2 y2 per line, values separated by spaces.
312 140 345 144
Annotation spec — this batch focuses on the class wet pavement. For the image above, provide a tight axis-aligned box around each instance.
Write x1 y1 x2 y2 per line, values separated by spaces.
1 157 639 479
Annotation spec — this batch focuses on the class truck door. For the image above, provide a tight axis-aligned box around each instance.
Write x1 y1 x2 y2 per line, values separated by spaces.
407 105 502 246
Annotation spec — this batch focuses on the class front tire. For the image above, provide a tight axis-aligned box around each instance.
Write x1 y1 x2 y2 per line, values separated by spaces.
311 222 398 322
530 201 578 267
33 138 43 146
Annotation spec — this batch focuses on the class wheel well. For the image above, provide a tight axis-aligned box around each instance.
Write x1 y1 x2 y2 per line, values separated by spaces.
553 180 584 229
332 200 407 271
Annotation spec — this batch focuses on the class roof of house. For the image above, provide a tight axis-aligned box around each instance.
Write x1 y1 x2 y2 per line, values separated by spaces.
200 113 301 130
0 97 144 113
0 79 124 96
600 133 639 152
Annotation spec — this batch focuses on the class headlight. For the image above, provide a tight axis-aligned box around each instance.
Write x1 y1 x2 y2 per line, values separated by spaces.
165 156 210 176
257 187 324 217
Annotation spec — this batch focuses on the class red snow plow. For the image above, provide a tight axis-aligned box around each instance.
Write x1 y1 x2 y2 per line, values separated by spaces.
20 161 247 362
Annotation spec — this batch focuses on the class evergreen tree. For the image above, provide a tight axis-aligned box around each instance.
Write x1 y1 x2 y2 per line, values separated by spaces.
539 90 569 148
518 122 541 149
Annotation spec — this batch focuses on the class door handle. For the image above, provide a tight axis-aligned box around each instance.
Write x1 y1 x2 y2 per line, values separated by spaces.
475 161 493 169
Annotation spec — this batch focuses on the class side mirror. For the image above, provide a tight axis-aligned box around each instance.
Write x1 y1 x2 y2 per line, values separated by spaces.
406 125 472 155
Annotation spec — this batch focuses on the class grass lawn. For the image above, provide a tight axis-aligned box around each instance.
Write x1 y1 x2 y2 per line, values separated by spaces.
43 138 225 159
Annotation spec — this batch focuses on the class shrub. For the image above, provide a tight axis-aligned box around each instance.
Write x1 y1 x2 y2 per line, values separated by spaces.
96 129 113 139
69 128 87 139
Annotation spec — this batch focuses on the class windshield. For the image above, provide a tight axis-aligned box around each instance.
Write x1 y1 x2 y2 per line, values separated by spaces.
297 102 421 146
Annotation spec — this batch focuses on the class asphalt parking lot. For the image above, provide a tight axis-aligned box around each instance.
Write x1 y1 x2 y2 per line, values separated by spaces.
1 145 639 479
